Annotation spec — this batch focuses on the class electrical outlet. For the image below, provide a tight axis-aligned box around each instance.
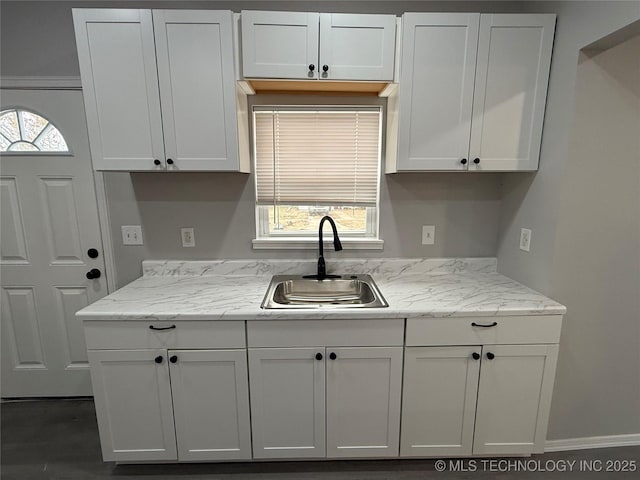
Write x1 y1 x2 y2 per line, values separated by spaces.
121 225 143 245
520 228 532 252
422 225 435 245
181 227 195 247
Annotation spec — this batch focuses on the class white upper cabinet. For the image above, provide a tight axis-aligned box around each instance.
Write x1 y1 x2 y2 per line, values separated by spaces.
73 9 250 172
469 14 556 171
241 11 397 81
395 13 479 171
387 13 555 173
319 14 397 81
241 11 320 79
73 9 166 171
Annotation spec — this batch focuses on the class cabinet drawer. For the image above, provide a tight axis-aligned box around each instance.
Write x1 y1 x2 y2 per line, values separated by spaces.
247 319 404 347
84 321 245 350
406 315 562 346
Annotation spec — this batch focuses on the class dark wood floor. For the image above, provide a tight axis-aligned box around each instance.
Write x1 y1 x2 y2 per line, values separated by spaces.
1 399 639 479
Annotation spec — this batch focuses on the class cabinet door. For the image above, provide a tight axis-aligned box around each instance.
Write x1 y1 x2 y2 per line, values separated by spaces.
401 347 480 457
473 344 559 455
396 13 479 171
248 347 326 458
87 349 176 462
242 11 319 79
319 13 396 81
153 10 240 171
168 349 251 461
469 14 556 171
326 347 403 458
73 9 165 171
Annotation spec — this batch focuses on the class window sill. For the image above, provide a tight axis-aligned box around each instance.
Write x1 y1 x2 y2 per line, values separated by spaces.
252 238 384 250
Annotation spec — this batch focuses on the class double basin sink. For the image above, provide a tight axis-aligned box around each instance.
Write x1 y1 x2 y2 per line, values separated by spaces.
261 274 388 309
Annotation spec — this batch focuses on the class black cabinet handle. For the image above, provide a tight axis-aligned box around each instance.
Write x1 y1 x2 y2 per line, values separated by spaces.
472 352 480 360
86 268 101 279
329 352 337 360
154 159 161 166
471 322 498 328
166 158 174 165
149 325 176 331
461 158 468 165
486 352 495 360
170 355 178 364
155 355 163 364
322 65 329 72
473 158 480 164
308 64 315 72
87 248 99 259
315 352 323 361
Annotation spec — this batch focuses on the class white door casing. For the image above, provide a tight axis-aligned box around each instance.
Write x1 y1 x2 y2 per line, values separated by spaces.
326 347 403 458
1 89 108 397
248 347 326 459
400 346 480 457
169 349 252 461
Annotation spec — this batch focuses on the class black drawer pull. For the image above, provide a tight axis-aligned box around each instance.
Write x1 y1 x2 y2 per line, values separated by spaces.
471 322 498 328
149 325 176 331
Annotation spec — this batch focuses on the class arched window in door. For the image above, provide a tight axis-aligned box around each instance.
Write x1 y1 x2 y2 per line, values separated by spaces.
0 109 69 152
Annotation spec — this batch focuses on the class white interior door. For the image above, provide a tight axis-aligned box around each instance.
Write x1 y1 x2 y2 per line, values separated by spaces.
400 346 480 457
397 13 480 171
1 90 108 397
169 349 252 461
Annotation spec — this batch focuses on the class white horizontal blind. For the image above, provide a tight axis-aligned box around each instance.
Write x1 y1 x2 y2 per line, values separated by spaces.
254 108 381 206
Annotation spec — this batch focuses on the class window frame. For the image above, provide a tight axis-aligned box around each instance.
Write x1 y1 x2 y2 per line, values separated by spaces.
249 96 385 250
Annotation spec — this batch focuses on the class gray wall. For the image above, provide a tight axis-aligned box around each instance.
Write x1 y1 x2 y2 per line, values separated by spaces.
546 35 640 440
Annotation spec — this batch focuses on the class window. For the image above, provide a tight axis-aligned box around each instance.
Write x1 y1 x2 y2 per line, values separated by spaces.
0 109 69 152
253 107 382 248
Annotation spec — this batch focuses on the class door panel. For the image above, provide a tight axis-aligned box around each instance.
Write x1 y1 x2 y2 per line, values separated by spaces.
88 349 177 462
319 13 396 81
153 10 238 171
401 346 480 457
169 349 251 461
326 347 403 458
1 90 108 397
73 9 165 170
397 13 479 170
249 347 326 458
469 14 555 171
242 11 319 79
473 344 559 455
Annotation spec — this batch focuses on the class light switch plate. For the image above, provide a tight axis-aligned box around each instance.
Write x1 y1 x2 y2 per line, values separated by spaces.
520 228 532 252
422 225 435 245
122 225 143 245
181 227 195 247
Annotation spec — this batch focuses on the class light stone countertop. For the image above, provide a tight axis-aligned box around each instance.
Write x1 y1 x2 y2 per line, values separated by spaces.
76 258 566 321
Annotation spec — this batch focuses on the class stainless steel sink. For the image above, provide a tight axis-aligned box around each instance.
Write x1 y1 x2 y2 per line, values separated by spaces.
261 274 388 309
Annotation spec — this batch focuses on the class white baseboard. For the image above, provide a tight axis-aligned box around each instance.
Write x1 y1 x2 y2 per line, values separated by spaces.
545 433 640 452
1 76 82 90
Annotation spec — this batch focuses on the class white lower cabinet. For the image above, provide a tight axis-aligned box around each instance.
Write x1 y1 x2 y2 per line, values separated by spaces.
400 340 560 457
89 348 251 462
248 346 403 459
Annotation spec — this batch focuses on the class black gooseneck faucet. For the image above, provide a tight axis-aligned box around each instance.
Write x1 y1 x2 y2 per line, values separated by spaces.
304 215 343 280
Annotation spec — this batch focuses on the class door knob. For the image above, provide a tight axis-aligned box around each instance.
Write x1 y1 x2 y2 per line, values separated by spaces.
472 352 480 360
486 352 495 360
87 248 99 258
315 352 323 361
166 158 174 165
308 64 315 72
86 268 101 279
155 355 163 364
473 158 480 164
170 355 178 364
329 352 337 360
461 158 468 165
153 159 161 166
322 65 329 72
